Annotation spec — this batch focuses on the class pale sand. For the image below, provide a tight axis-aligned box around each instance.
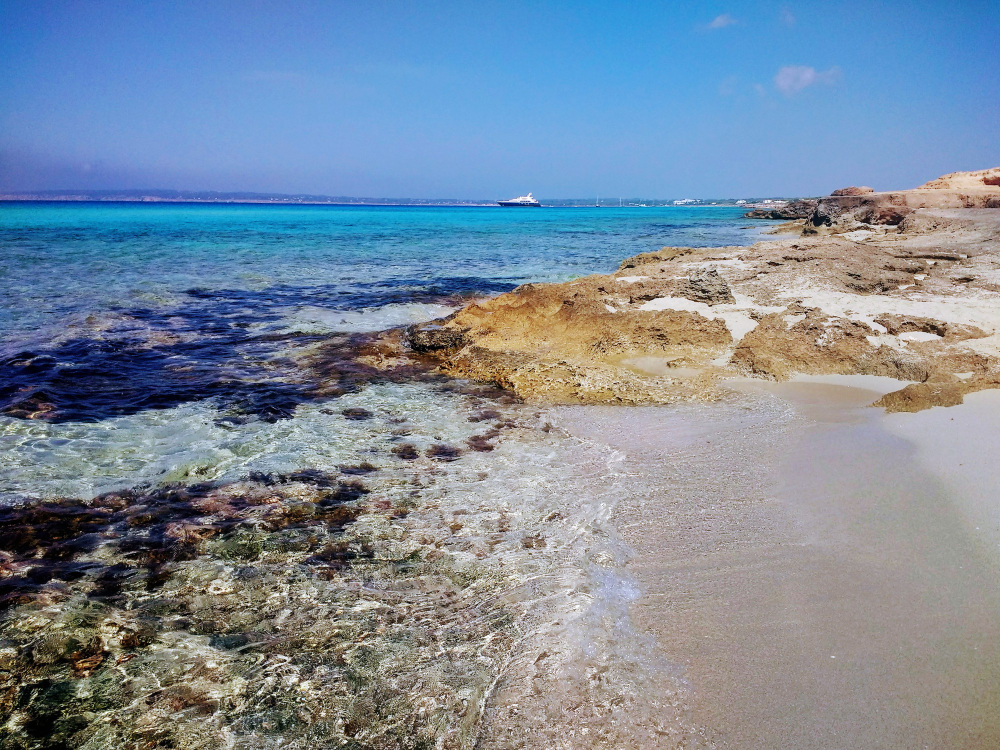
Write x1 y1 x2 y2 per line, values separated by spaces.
550 380 1000 749
883 389 1000 553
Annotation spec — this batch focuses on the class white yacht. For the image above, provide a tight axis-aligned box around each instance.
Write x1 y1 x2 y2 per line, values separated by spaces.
497 192 541 207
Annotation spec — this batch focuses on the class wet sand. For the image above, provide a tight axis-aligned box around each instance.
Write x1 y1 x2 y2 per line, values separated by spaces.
551 381 1000 749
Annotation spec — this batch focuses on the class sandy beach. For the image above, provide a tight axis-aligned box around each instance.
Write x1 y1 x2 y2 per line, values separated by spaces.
551 380 1000 748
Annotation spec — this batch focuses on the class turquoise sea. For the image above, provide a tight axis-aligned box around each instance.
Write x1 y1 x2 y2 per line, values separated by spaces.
1 202 763 352
0 202 766 748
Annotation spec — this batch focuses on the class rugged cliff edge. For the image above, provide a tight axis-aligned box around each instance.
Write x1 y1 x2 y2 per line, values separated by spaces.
403 169 1000 412
806 168 1000 232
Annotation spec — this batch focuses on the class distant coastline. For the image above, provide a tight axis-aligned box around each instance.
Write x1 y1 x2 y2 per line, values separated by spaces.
0 190 494 207
0 188 801 208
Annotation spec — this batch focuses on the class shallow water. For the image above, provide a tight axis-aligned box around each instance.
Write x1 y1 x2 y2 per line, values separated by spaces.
1 384 692 748
0 203 763 747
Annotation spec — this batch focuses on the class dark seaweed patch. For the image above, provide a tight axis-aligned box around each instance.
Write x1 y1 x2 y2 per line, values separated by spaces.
0 335 313 423
0 470 369 612
0 271 513 424
185 276 515 312
342 407 374 420
391 444 419 460
468 409 501 423
0 329 434 423
466 435 496 452
426 444 463 461
305 539 374 570
340 462 379 475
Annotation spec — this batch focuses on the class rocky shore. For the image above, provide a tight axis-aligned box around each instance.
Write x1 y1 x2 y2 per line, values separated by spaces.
742 199 818 220
405 169 1000 413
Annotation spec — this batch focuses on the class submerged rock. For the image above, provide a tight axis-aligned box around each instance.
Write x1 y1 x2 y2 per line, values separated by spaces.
0 407 549 750
342 406 374 420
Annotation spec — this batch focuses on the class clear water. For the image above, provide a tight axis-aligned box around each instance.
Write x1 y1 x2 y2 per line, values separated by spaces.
0 202 759 748
1 202 763 352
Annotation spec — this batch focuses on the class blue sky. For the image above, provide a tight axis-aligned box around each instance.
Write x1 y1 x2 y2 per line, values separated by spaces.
1 0 998 198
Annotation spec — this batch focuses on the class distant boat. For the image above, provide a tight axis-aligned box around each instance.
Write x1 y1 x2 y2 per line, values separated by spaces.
497 192 541 207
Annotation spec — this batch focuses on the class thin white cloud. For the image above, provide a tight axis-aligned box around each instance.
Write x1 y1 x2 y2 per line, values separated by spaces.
774 65 842 95
718 75 739 97
707 13 738 29
780 7 796 27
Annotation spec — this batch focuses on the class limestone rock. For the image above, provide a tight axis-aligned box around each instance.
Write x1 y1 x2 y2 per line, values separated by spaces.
619 246 694 269
402 174 1000 411
831 186 875 196
918 167 1000 190
744 199 817 220
406 321 467 353
730 309 878 379
874 382 970 412
677 269 735 305
856 203 912 225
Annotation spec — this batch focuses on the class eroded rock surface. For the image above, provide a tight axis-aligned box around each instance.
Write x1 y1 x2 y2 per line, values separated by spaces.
831 186 875 196
807 167 1000 234
678 269 736 305
743 199 817 220
407 169 1000 412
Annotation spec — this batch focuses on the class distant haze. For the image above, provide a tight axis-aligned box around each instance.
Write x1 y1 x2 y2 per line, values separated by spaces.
1 1 998 198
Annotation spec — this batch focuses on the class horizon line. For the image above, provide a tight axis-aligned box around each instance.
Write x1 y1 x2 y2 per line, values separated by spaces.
0 187 813 204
